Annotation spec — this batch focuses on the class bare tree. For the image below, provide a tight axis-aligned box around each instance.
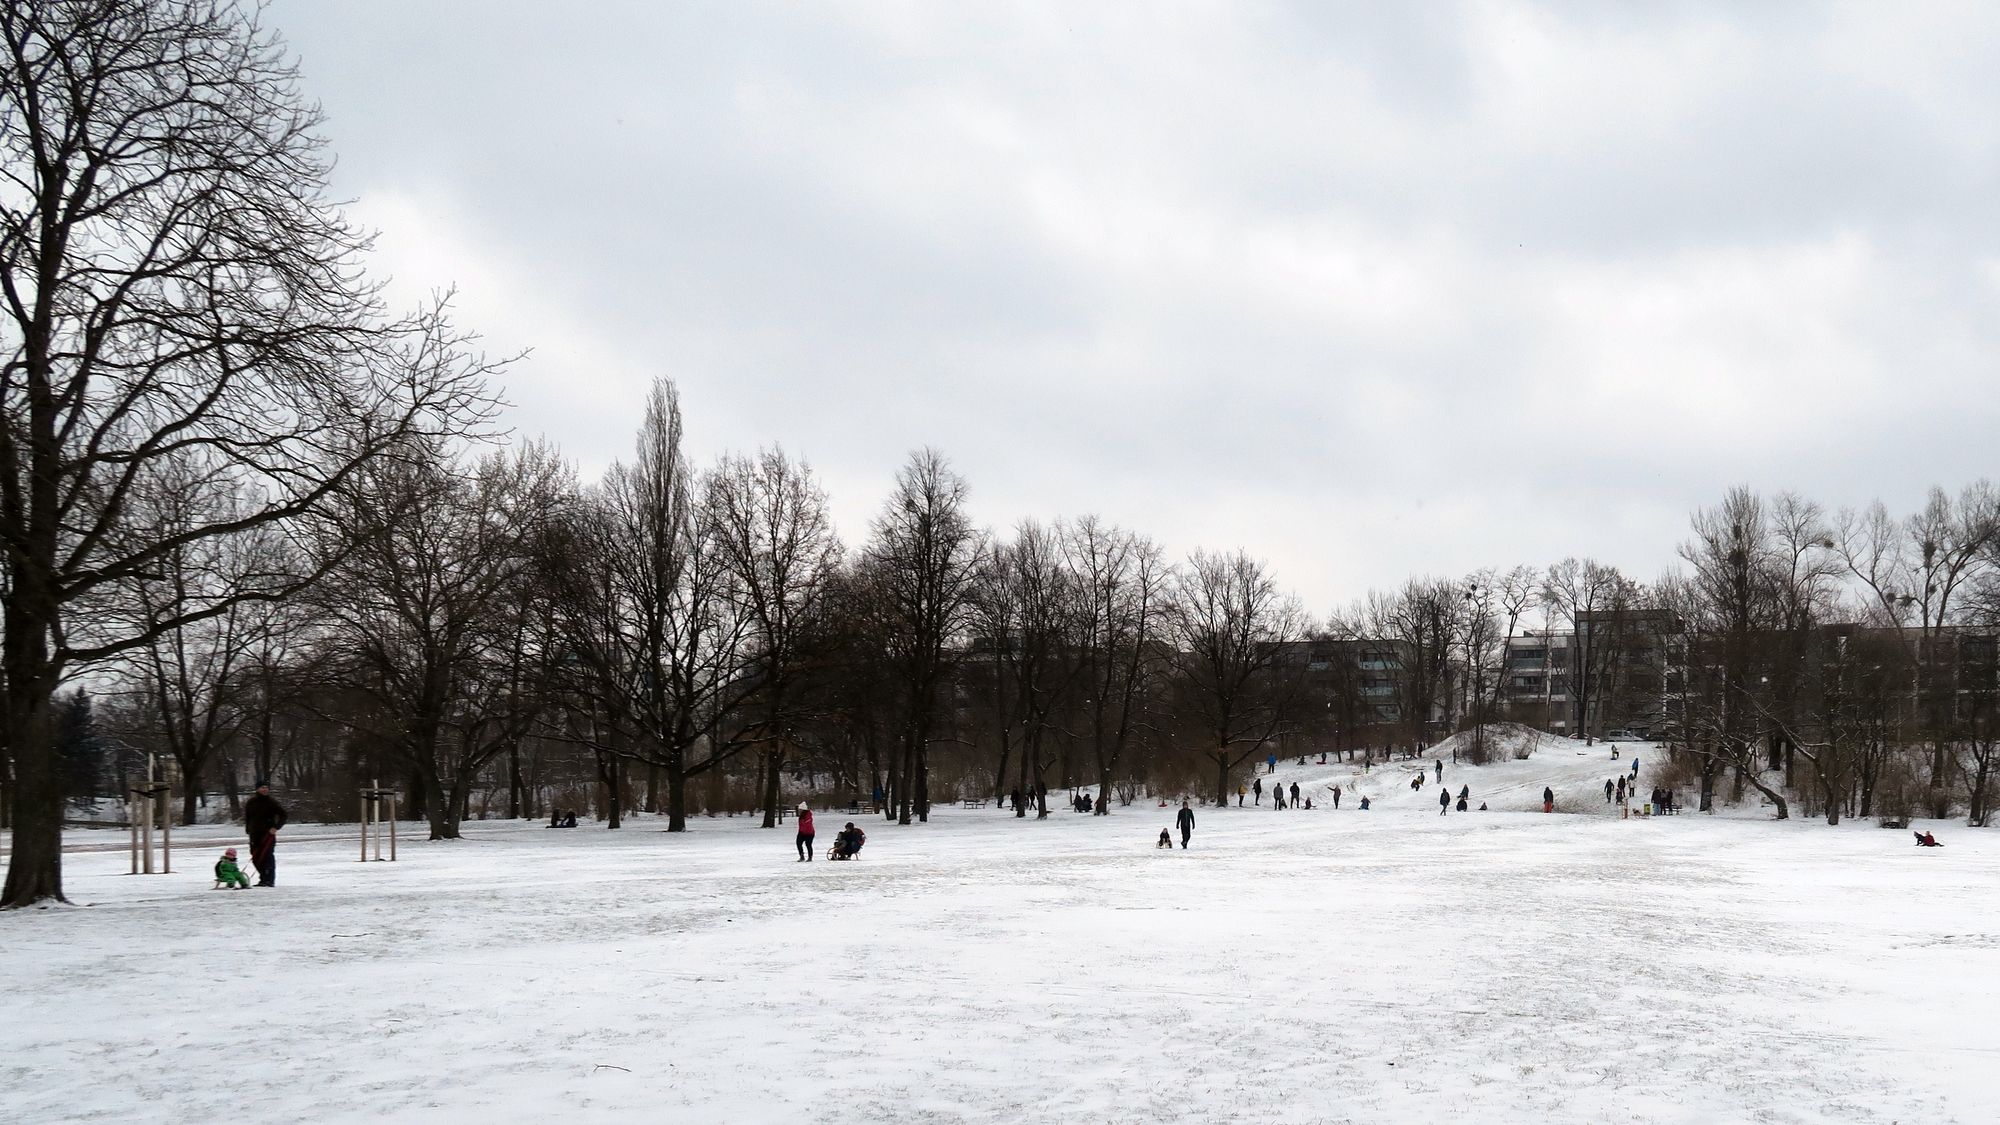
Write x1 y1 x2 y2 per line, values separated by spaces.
1166 549 1308 805
1838 484 2000 815
865 449 985 824
547 380 760 832
707 447 841 828
313 442 565 839
1541 558 1624 743
1065 517 1169 814
0 2 497 905
99 464 299 823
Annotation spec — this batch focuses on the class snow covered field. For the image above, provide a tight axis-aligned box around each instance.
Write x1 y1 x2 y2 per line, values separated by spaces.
5 749 1997 1124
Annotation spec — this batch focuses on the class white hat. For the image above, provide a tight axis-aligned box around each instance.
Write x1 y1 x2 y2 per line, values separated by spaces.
797 802 809 811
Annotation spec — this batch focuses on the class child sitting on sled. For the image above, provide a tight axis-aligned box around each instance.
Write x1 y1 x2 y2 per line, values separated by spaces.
214 848 251 889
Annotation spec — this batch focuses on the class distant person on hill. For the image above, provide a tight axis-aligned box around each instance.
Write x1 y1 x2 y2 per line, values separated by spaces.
1177 800 1195 848
1439 788 1450 816
1458 784 1469 802
1542 786 1555 814
1433 759 1443 783
1359 796 1371 810
1010 786 1022 812
1157 827 1173 849
795 804 816 861
1630 757 1640 779
1237 785 1246 807
1329 784 1342 809
1915 831 1942 847
1616 776 1627 802
1604 779 1615 803
1254 777 1263 805
243 781 287 888
1478 801 1488 811
1273 788 1286 810
1267 753 1277 775
1456 794 1468 812
1289 782 1301 807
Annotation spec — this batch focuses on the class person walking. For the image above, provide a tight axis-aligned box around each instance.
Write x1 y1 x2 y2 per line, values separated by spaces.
1438 788 1450 816
1331 784 1342 809
243 781 287 888
1237 784 1245 807
1458 783 1469 803
1616 776 1627 802
1273 788 1286 810
1266 754 1277 775
1604 778 1614 803
795 803 817 861
1289 782 1301 808
1542 786 1555 814
1176 799 1195 849
1433 759 1443 784
1253 777 1263 805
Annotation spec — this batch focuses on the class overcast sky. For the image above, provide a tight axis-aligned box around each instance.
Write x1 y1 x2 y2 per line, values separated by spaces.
266 1 2000 613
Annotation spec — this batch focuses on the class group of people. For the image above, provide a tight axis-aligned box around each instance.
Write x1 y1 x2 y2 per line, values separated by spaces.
1240 777 1316 809
1437 784 1472 814
213 781 286 890
794 805 868 861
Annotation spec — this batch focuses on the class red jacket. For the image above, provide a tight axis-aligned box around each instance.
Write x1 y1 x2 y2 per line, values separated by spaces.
797 810 815 836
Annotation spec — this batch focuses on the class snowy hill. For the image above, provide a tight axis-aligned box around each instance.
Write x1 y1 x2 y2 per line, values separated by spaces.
1243 723 1666 817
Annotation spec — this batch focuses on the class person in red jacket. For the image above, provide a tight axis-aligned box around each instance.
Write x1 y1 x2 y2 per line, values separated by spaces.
795 803 816 861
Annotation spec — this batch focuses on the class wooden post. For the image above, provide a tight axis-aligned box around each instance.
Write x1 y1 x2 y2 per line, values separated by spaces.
128 781 139 876
160 780 171 874
388 792 398 861
371 779 383 861
359 788 370 862
140 756 155 875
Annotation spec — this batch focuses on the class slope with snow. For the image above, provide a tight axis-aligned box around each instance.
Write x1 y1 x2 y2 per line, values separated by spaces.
3 744 1993 1125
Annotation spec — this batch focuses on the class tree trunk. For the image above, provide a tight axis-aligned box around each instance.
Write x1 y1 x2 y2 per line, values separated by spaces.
1 685 63 906
180 760 202 826
1214 751 1230 808
423 770 462 840
604 755 624 830
667 762 688 832
1096 765 1114 814
896 728 914 826
645 764 660 815
508 740 523 819
760 748 781 828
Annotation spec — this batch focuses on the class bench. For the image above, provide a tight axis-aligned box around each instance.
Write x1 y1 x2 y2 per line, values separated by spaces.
962 798 988 809
1879 815 1910 829
845 801 880 815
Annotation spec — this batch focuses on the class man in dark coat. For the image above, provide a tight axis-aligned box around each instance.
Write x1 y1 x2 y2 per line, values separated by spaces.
244 781 288 887
1176 799 1195 849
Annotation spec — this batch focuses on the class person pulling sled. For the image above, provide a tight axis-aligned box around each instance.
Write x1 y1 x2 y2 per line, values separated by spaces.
1914 831 1943 847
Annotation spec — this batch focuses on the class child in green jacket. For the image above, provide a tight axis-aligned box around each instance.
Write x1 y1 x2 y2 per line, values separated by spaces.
214 847 251 889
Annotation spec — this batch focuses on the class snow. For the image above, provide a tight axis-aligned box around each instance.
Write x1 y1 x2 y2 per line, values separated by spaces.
5 746 1997 1124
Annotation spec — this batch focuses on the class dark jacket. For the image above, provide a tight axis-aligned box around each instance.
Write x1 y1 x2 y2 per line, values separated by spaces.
245 792 288 838
1176 807 1195 831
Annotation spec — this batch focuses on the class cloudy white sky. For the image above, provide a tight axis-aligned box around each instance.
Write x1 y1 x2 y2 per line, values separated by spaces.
267 1 2000 612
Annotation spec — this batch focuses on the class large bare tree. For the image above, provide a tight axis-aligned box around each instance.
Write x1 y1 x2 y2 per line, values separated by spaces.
707 446 841 828
0 2 495 905
865 449 984 825
1166 549 1308 806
